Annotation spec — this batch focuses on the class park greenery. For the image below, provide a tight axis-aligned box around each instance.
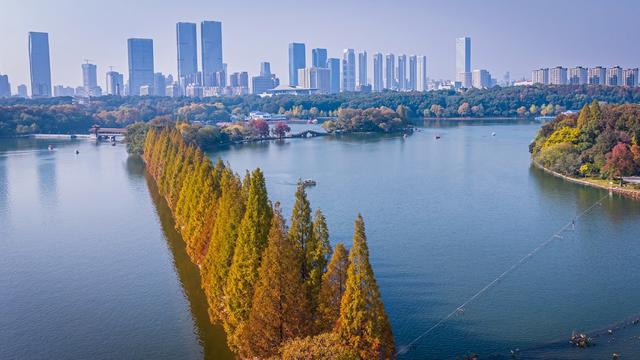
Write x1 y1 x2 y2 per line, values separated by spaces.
142 126 395 359
4 85 640 137
530 102 640 179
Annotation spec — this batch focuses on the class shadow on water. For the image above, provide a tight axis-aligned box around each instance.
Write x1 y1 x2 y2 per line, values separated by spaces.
144 172 235 360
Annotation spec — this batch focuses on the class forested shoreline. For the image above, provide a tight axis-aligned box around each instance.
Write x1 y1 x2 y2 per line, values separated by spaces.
142 126 395 359
4 85 640 136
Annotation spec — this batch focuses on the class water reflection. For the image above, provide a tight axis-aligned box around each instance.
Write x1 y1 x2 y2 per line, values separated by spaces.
145 174 234 360
36 150 57 209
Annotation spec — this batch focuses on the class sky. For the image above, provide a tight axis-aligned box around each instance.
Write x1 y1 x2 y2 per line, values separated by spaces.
1 0 639 92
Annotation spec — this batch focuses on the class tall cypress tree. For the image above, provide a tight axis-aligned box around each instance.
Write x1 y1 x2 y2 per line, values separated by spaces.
338 215 395 359
316 242 349 333
202 169 245 320
288 183 316 304
308 209 332 313
239 203 311 359
223 168 273 349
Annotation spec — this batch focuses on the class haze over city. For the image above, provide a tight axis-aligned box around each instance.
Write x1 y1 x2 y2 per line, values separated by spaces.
1 0 639 91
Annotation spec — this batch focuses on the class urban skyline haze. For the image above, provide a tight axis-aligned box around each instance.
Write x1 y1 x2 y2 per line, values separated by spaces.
1 0 639 92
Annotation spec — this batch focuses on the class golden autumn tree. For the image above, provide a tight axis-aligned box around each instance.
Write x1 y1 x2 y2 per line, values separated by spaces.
316 242 349 333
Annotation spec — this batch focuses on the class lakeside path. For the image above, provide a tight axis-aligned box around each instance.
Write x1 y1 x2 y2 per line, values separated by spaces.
532 161 640 200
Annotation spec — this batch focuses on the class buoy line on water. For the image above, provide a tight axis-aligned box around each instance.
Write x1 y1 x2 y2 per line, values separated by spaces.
398 193 611 356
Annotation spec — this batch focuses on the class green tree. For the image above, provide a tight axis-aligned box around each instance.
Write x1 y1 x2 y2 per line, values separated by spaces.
317 242 349 333
308 209 332 314
125 122 149 155
338 215 395 359
239 203 311 358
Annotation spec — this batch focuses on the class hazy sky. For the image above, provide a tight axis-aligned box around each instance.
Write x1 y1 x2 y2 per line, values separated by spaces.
1 0 639 92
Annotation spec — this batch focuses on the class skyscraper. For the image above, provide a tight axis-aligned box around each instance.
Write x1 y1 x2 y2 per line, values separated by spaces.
176 22 198 87
408 55 417 91
358 51 368 87
385 54 395 90
127 38 154 96
397 55 407 90
17 84 28 98
622 68 639 87
606 66 623 86
29 32 52 98
260 62 271 76
154 73 166 96
373 53 383 92
106 71 124 95
312 48 328 68
417 56 427 91
569 66 588 85
455 37 471 88
532 68 549 85
0 74 10 98
288 42 306 86
327 58 340 94
472 69 491 88
201 21 223 87
342 49 356 92
588 66 606 85
82 63 97 90
252 62 279 94
298 67 331 94
549 66 567 85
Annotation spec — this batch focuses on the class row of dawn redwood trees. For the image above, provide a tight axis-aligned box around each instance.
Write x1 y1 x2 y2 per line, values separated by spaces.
142 126 395 359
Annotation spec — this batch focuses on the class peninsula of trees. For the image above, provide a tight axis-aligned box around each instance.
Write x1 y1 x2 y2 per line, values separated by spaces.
141 126 395 359
530 102 640 180
4 85 640 136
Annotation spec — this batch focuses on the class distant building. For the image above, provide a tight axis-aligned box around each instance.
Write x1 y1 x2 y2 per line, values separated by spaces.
408 55 417 91
472 69 492 89
166 83 181 97
532 68 549 85
176 22 198 88
373 53 383 92
185 84 203 98
327 58 340 94
569 66 588 85
106 71 124 96
230 71 249 89
312 48 328 68
606 66 622 86
265 85 319 96
17 84 28 98
252 61 279 94
397 54 407 90
341 49 356 92
82 63 101 96
358 51 367 87
260 62 271 76
29 31 52 98
298 67 331 94
288 42 306 86
53 85 75 97
0 75 10 98
549 66 567 85
139 85 152 96
154 73 166 96
622 68 639 87
588 66 606 85
417 56 428 91
385 54 395 90
455 37 471 88
127 38 154 96
201 21 223 87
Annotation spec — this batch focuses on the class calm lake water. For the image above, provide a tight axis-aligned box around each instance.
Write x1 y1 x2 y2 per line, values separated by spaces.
2 120 640 359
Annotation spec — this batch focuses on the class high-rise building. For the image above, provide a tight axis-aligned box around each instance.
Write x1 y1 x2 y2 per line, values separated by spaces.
385 54 395 90
342 49 356 92
0 75 11 98
532 68 549 85
53 85 75 97
358 51 368 87
252 61 279 94
417 56 427 91
154 73 166 96
327 58 340 94
127 38 154 96
29 32 52 98
260 62 271 76
176 22 198 87
373 53 383 92
472 69 491 88
588 66 606 85
201 21 223 87
606 66 623 86
455 37 471 88
408 55 417 91
622 68 639 87
81 62 101 96
569 66 588 85
288 43 306 86
106 71 124 95
298 67 331 94
549 66 567 85
312 48 328 68
17 84 28 98
397 55 407 90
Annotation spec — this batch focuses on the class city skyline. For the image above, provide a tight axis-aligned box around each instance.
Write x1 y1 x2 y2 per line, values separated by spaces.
2 0 639 93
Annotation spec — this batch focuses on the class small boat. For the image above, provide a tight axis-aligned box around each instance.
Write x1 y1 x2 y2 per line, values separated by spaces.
491 132 496 136
48 145 54 151
111 142 116 146
435 135 441 139
302 179 316 187
403 134 408 139
75 150 80 154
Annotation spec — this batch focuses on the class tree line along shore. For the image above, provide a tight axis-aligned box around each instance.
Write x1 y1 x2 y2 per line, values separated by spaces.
141 126 395 359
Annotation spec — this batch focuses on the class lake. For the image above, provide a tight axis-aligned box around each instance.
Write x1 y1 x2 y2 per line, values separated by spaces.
2 120 640 359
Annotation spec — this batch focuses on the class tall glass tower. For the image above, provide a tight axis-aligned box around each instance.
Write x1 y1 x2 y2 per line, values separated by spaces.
312 48 327 68
358 51 368 87
127 38 154 96
288 43 306 86
373 53 383 92
176 22 198 86
456 37 471 87
201 21 223 87
29 32 52 98
341 49 356 92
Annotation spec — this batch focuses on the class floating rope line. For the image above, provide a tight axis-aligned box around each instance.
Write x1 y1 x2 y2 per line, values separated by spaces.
398 193 610 356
